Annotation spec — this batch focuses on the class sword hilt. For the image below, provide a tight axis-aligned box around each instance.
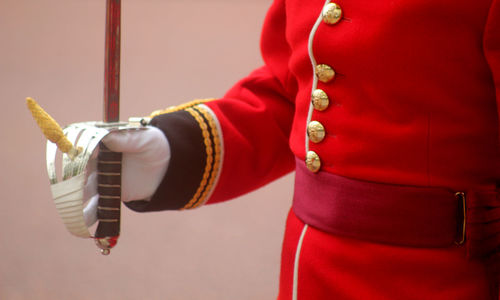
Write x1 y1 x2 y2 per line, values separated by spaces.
94 143 122 255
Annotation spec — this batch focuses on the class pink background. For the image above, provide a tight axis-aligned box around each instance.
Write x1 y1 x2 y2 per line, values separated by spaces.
0 0 295 299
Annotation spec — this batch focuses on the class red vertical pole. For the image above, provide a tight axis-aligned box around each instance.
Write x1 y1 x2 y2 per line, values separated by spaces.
104 0 121 123
95 0 122 255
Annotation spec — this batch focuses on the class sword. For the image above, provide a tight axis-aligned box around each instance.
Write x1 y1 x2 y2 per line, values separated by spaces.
27 0 143 255
94 0 122 255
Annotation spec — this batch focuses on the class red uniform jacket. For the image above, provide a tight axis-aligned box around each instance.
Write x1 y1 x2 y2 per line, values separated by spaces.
126 0 500 298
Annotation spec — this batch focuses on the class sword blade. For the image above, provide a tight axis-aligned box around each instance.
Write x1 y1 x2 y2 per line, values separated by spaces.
103 0 121 123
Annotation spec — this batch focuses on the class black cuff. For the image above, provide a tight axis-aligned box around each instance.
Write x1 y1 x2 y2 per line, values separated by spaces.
125 110 207 212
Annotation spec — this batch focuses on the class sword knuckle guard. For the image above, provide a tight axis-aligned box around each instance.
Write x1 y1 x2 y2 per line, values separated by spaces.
45 121 143 253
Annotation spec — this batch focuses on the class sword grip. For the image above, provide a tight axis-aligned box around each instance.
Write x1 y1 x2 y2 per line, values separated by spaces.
94 142 121 255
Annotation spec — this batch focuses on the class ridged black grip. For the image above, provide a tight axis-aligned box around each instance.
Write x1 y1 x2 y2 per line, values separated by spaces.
95 143 121 238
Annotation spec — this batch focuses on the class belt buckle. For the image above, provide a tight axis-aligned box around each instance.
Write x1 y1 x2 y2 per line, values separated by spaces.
455 192 466 245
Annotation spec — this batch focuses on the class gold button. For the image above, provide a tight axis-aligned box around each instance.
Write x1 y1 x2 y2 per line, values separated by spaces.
307 121 326 143
311 89 329 111
322 3 342 25
315 64 335 83
305 151 321 173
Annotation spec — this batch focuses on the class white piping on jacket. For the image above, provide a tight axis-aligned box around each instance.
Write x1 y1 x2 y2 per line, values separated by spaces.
292 224 309 300
305 0 331 153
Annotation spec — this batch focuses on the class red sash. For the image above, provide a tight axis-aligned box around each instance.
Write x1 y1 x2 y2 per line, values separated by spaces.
293 158 500 278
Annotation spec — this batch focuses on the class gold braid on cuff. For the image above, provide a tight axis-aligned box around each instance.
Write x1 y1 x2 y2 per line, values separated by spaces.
148 99 222 209
181 105 221 209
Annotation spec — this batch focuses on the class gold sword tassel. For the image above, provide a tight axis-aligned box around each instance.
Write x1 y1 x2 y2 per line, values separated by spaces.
26 97 82 160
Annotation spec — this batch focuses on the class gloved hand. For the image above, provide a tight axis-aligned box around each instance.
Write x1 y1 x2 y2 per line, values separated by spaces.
83 126 170 226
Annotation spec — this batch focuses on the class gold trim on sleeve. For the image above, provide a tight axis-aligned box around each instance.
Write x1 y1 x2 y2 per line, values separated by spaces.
148 99 216 118
181 105 222 209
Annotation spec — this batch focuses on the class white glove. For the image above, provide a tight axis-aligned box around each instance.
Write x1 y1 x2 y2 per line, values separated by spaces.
83 126 170 226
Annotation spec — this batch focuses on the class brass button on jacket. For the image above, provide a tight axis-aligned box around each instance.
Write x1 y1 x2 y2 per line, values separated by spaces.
311 89 330 111
305 151 321 173
322 3 342 25
308 121 326 143
315 64 335 83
